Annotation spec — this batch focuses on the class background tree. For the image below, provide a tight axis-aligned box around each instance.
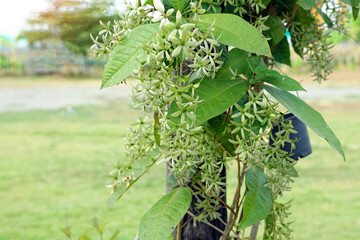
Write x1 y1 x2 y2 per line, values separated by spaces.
21 0 116 56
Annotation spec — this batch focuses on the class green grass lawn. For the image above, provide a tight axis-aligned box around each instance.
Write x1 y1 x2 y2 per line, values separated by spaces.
0 101 359 239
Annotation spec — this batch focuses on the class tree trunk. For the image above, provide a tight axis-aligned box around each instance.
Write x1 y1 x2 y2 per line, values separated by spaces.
168 166 227 240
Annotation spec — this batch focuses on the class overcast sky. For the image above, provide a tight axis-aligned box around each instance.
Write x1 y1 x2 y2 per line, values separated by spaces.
0 0 139 39
0 0 51 38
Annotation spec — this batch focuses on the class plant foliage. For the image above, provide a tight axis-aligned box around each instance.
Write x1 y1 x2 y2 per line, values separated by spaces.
91 1 349 239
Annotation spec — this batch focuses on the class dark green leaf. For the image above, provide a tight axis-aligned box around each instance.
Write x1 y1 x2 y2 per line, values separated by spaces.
197 14 272 57
139 188 192 240
168 78 248 126
245 56 267 80
215 48 248 79
194 77 249 126
238 166 272 230
102 23 160 89
263 85 346 160
350 0 360 20
255 69 306 91
297 0 316 10
264 16 286 46
353 6 359 20
162 0 189 13
291 38 304 59
272 37 291 66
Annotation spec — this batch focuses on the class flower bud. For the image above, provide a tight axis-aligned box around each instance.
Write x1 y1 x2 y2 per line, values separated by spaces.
176 11 182 26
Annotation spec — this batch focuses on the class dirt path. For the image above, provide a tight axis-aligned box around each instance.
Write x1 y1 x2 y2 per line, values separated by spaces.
0 85 131 113
1 82 360 113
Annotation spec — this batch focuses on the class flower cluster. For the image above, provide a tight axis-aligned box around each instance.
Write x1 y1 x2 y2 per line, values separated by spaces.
104 6 227 220
90 3 153 58
102 2 308 236
264 200 294 240
224 90 298 237
323 0 350 34
289 19 334 83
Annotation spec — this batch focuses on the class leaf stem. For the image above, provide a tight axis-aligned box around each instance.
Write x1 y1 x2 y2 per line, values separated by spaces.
176 219 182 240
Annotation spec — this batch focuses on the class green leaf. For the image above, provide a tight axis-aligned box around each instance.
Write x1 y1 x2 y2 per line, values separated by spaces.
255 69 306 91
238 166 272 230
263 85 346 160
348 0 359 20
272 37 291 66
162 0 189 13
194 77 249 126
107 149 161 209
353 6 359 20
291 38 304 59
197 14 271 57
102 23 160 89
297 0 316 10
245 56 267 81
168 78 248 126
139 187 192 240
264 16 286 46
215 48 248 79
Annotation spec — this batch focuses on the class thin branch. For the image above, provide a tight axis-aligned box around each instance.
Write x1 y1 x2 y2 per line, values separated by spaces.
285 5 300 28
221 161 246 239
176 219 182 240
271 5 300 52
216 140 234 158
222 109 231 125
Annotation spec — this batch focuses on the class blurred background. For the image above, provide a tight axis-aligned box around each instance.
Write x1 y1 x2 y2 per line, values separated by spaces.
0 0 359 239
